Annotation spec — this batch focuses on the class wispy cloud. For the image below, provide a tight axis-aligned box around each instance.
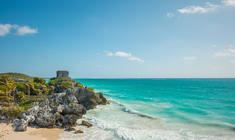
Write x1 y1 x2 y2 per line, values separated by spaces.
214 52 232 57
213 45 235 63
16 26 38 36
214 46 235 57
183 56 197 60
222 0 235 7
105 51 144 62
178 2 219 14
166 12 174 18
0 24 37 36
115 51 132 57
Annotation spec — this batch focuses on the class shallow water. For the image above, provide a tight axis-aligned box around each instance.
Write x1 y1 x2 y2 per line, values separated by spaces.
60 79 235 140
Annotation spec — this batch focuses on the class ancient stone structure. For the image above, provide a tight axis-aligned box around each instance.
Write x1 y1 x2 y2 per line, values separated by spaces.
56 71 69 78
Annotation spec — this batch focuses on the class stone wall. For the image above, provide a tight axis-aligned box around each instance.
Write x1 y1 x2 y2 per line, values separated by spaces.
56 71 69 78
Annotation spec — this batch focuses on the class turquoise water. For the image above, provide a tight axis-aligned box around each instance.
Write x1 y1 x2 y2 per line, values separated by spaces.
72 79 235 140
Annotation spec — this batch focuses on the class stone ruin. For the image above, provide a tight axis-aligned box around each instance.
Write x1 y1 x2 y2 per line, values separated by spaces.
56 70 69 78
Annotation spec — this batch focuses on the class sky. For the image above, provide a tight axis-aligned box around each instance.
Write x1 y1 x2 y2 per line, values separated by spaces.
1 0 235 78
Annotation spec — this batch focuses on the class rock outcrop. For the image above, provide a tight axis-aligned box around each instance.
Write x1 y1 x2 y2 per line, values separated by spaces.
12 79 108 132
81 120 93 128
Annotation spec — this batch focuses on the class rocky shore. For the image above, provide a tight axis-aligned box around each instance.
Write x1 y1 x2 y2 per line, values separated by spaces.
0 71 109 135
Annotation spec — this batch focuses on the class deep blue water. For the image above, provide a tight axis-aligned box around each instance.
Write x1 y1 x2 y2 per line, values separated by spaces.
72 78 235 140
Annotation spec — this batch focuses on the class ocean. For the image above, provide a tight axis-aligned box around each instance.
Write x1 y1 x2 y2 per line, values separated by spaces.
60 79 235 140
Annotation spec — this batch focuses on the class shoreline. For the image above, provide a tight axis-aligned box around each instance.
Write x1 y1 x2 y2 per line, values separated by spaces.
0 122 64 140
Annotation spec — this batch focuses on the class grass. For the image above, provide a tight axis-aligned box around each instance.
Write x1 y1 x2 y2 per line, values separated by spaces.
0 105 25 118
0 94 46 118
88 87 95 93
0 73 33 81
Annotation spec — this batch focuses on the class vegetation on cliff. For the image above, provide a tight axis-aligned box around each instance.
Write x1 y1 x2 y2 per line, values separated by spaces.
0 72 108 132
0 73 33 82
0 74 54 119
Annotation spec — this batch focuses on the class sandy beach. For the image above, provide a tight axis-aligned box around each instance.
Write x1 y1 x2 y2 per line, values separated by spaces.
0 123 63 140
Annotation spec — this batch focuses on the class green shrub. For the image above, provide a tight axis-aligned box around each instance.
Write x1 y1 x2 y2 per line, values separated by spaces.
88 88 95 93
33 83 49 95
15 82 27 93
0 73 33 82
17 95 46 110
48 78 73 92
0 106 25 118
14 91 26 103
33 77 46 84
0 85 7 93
49 86 55 94
0 95 13 102
75 82 83 88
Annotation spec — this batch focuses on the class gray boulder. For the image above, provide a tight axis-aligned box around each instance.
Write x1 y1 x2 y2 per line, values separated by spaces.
35 111 55 127
62 104 86 116
63 114 81 127
13 119 28 131
64 89 78 104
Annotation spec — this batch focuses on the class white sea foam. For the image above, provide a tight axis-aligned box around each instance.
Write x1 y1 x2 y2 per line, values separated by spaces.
59 99 235 140
94 89 111 93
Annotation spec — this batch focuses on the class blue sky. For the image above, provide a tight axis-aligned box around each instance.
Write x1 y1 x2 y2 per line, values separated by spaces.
1 0 235 78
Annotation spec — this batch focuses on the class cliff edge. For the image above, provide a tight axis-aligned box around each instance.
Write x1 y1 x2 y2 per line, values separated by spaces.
0 71 108 132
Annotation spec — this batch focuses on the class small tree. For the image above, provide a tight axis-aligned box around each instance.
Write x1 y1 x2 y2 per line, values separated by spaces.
0 76 16 96
33 77 46 84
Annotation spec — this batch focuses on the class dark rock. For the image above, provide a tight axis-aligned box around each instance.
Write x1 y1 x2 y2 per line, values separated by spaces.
75 88 99 109
64 89 79 104
11 78 29 82
74 88 109 110
62 104 86 116
35 111 56 127
63 114 81 127
97 93 109 105
75 129 84 134
81 120 92 128
53 93 67 105
13 119 27 131
65 127 76 131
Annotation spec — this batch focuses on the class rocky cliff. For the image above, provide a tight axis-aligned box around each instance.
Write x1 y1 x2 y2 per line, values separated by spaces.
11 77 108 131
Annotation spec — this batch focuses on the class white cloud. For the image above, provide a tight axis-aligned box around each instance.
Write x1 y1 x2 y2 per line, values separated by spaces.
228 48 235 53
214 46 235 57
183 56 197 60
128 56 144 62
0 24 37 37
106 52 114 56
222 0 235 7
115 51 132 57
167 12 174 18
106 51 144 62
0 24 17 36
16 26 37 36
214 52 231 57
178 2 219 14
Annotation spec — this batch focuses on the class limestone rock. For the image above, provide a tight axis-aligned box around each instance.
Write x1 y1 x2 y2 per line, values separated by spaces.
63 114 81 127
82 120 92 128
13 119 27 131
62 104 86 116
75 129 84 134
65 127 76 131
8 71 108 132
